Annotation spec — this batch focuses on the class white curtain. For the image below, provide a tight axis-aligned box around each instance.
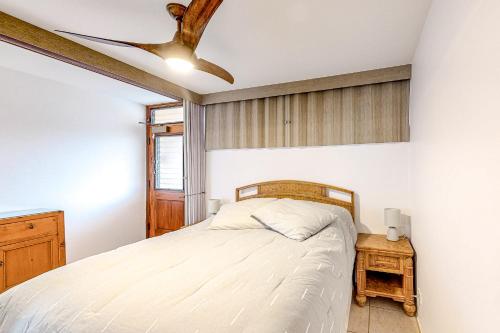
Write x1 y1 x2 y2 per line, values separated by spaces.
183 100 206 225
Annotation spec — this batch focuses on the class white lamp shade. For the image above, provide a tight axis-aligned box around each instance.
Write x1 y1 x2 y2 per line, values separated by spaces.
207 199 221 215
384 208 401 227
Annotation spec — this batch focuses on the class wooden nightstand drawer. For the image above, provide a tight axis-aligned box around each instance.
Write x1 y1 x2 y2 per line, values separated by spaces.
366 253 402 273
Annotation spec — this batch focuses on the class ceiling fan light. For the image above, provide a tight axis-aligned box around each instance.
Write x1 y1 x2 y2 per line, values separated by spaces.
165 57 194 72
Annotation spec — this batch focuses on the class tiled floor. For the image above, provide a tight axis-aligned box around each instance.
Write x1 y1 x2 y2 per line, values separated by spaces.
347 297 420 333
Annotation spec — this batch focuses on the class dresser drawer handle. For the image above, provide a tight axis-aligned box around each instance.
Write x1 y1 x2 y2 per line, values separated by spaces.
0 261 3 267
27 223 34 229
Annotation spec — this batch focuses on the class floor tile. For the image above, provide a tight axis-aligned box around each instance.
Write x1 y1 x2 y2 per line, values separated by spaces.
369 297 404 312
347 302 369 333
369 306 420 333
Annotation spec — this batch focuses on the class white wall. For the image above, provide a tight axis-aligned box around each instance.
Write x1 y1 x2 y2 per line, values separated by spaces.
207 143 410 234
0 66 146 262
410 1 500 332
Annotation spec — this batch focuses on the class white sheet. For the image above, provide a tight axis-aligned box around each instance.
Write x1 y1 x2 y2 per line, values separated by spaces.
0 207 357 333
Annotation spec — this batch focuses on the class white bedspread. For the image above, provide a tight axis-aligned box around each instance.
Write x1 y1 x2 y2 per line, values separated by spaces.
0 208 356 333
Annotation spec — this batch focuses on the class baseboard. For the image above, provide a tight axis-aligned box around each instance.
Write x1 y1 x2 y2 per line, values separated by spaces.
416 315 423 333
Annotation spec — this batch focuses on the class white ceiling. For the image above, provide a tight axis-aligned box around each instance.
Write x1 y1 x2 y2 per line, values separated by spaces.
0 0 431 95
0 42 176 105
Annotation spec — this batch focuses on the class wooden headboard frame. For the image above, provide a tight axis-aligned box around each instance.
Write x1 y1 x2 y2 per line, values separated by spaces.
235 180 355 222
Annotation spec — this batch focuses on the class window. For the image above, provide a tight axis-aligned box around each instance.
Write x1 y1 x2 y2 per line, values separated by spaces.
152 106 183 124
155 135 183 190
152 106 184 191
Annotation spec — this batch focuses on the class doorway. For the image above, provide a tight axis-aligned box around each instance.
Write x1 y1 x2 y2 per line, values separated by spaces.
146 102 185 237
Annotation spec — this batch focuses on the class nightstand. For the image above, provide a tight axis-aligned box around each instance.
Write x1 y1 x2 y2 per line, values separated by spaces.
355 233 416 316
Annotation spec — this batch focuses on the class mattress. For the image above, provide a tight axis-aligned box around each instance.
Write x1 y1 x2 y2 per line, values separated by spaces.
0 206 357 333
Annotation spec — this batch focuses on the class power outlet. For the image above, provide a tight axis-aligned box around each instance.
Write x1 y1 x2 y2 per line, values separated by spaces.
416 288 423 307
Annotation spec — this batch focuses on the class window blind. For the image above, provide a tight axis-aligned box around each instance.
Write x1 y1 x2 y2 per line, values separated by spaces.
155 135 183 190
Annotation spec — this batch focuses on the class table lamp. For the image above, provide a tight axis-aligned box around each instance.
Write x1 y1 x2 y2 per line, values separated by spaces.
384 208 401 241
207 199 221 216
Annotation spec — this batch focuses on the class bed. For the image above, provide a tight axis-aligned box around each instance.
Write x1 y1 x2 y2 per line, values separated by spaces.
0 180 357 333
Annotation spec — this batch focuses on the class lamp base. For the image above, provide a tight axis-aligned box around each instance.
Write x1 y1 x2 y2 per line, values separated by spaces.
386 227 399 242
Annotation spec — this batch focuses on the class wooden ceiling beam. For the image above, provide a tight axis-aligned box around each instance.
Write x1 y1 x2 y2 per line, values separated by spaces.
201 65 412 105
0 11 202 104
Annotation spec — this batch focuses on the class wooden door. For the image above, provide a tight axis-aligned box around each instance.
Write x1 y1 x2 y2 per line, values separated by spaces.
0 235 59 291
153 192 185 235
146 103 185 237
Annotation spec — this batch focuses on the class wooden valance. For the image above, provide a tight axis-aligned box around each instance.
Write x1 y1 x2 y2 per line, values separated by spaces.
206 80 410 150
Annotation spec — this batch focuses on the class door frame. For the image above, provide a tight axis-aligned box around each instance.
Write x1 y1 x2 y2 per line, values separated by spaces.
146 101 184 238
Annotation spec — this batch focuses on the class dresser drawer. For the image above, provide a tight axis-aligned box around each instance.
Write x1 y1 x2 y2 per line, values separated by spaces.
0 217 58 243
366 253 402 273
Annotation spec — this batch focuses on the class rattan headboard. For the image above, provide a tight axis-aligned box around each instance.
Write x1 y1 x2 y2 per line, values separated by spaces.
235 180 355 221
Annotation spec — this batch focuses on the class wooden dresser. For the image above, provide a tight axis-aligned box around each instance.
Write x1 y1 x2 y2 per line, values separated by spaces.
0 209 66 292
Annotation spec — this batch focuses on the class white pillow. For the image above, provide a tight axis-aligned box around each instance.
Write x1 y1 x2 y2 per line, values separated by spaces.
209 198 278 230
251 198 337 241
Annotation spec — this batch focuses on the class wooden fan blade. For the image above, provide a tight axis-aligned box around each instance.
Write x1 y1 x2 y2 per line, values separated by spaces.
181 0 223 50
194 58 234 84
55 30 144 48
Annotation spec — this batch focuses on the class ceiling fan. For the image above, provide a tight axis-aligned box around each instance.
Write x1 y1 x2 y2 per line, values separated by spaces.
56 0 234 84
